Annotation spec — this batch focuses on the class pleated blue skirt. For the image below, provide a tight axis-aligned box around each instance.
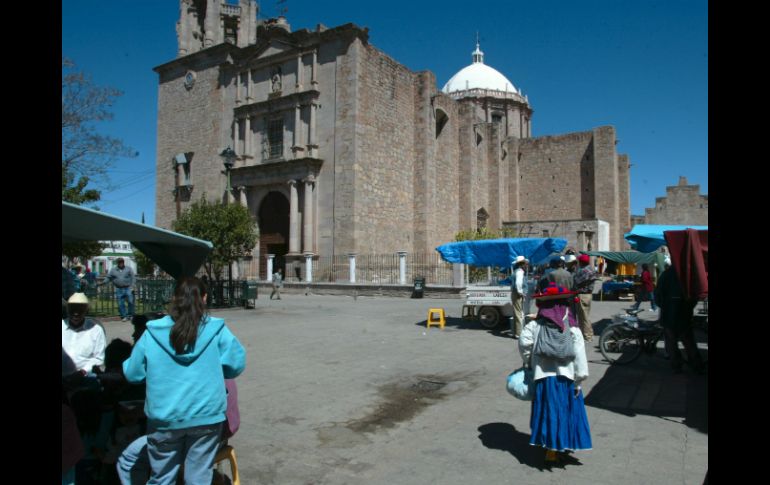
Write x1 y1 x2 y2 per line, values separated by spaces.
529 375 592 452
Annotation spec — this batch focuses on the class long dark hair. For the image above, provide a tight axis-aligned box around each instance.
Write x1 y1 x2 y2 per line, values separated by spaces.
169 277 208 354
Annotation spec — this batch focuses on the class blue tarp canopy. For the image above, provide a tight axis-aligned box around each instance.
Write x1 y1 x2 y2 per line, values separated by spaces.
624 224 708 253
435 238 568 267
62 201 213 279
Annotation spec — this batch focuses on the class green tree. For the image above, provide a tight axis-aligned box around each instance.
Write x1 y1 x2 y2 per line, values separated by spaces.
62 57 137 203
62 241 106 266
133 248 157 277
172 197 259 282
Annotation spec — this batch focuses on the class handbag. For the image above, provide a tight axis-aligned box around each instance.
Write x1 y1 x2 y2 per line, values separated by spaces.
506 325 538 401
533 319 576 361
506 367 534 400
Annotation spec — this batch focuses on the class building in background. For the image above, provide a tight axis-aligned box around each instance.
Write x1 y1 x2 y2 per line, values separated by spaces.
88 241 137 276
155 1 632 278
633 176 708 226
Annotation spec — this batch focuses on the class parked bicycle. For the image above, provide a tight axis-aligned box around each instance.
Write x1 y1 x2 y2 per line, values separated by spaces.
599 309 664 365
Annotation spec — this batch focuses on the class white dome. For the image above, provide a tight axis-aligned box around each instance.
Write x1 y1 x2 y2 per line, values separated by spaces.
441 43 520 96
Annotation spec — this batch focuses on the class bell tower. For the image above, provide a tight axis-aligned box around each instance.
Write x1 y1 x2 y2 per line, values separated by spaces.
176 0 259 57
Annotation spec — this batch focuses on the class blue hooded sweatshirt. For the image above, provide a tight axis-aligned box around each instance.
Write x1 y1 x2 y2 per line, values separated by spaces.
123 315 246 431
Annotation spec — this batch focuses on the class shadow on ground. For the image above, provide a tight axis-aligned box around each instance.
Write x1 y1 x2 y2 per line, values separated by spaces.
477 423 584 471
584 347 708 433
414 317 517 340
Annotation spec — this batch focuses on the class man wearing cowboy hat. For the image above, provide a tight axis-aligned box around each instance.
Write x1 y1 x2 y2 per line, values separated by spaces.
510 256 529 339
62 292 106 375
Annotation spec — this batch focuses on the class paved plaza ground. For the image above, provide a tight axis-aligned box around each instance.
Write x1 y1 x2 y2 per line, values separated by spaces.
103 294 708 485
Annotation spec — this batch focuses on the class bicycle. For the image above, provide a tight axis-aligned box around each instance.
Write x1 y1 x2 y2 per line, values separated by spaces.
599 309 664 365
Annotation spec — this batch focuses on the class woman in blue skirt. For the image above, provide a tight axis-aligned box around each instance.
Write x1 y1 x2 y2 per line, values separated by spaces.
519 282 592 466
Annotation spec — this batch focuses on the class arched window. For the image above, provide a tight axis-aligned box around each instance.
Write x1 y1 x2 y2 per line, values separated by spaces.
477 208 489 230
436 109 449 138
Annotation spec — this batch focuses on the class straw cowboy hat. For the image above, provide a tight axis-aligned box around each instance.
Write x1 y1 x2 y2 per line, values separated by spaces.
67 293 89 305
513 255 529 266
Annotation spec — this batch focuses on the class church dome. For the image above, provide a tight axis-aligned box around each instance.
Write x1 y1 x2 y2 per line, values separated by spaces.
442 43 525 101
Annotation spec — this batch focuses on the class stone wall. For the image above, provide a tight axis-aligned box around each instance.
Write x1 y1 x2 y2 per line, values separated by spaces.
155 51 229 230
432 93 462 247
503 219 604 253
642 177 708 225
355 44 418 253
514 131 594 223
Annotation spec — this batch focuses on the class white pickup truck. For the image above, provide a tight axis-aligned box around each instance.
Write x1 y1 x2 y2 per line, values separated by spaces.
462 278 536 328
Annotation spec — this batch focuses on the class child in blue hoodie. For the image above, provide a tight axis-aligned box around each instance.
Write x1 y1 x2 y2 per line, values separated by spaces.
123 277 246 485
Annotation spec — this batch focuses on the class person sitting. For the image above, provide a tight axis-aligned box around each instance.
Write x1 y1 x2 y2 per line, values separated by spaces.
62 293 106 376
116 379 241 485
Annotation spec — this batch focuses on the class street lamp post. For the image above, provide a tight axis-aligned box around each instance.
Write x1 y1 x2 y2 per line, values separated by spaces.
219 146 236 202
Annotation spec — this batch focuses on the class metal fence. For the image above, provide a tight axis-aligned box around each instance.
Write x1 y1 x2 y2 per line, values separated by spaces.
297 253 454 285
81 277 253 318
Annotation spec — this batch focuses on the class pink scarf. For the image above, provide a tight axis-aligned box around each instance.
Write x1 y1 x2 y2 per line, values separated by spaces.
535 299 578 331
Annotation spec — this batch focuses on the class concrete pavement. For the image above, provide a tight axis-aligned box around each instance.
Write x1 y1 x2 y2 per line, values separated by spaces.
102 294 708 485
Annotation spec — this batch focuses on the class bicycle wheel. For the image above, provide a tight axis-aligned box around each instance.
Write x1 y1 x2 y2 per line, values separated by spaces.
599 323 643 365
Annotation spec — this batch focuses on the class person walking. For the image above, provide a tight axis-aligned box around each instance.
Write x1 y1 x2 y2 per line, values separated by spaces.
106 258 136 321
510 256 529 339
519 282 592 467
122 277 246 485
631 263 657 312
573 254 598 342
270 268 283 300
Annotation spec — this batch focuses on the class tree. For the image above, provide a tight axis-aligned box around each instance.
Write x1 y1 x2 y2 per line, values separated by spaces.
62 241 106 267
172 197 259 282
62 57 137 203
134 248 157 277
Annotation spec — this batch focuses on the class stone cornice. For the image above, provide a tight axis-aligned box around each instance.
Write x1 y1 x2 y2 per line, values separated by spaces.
234 88 320 117
153 42 238 76
230 157 323 188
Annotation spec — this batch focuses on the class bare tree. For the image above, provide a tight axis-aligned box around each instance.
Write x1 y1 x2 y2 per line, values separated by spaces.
62 57 137 203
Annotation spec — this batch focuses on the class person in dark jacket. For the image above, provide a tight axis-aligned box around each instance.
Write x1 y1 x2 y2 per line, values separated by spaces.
655 262 705 374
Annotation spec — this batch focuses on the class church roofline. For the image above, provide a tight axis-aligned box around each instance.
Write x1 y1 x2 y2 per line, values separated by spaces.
155 22 370 74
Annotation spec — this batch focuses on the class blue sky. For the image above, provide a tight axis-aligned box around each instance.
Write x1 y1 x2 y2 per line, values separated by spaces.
62 0 707 226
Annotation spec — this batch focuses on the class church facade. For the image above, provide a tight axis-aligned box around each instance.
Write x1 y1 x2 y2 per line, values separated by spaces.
155 1 631 278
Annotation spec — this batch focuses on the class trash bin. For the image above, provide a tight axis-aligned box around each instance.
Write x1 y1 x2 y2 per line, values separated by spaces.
412 277 425 299
241 280 258 308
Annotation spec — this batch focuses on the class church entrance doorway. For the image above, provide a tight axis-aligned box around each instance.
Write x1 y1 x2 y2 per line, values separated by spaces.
258 191 290 279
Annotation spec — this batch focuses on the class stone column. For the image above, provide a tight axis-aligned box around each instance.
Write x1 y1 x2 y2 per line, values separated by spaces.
266 254 275 282
204 0 216 47
308 103 317 157
296 54 303 91
288 180 300 254
348 253 357 283
397 251 408 285
452 263 464 287
241 116 251 156
235 73 241 105
237 186 247 207
235 118 243 155
293 104 302 158
302 176 314 253
304 253 314 282
246 70 253 102
177 2 189 56
311 49 318 86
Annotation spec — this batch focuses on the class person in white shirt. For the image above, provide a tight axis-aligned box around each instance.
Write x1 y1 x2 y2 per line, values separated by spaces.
62 292 106 375
519 282 592 467
510 256 529 339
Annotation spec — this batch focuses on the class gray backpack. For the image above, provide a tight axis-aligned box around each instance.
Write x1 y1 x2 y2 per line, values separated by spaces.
533 319 576 361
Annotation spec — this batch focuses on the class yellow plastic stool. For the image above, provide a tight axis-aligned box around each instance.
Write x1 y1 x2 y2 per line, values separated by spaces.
427 308 446 329
214 445 240 485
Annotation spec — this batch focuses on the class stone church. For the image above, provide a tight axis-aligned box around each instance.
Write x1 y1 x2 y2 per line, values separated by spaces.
155 1 631 278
